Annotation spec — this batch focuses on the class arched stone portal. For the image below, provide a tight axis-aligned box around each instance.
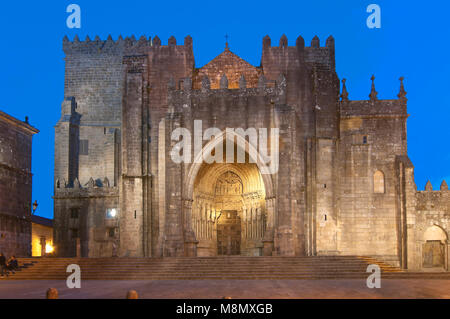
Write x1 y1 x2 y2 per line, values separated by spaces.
192 163 266 256
182 130 276 257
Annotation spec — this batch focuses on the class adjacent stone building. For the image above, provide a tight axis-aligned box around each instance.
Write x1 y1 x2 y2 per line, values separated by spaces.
53 34 449 271
31 215 54 257
0 110 39 257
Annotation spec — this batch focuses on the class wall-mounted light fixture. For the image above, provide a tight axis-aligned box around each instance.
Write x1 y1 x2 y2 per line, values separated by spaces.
106 208 118 219
211 210 222 224
32 200 38 214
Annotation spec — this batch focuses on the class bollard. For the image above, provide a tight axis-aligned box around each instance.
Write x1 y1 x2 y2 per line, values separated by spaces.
46 288 59 299
126 290 139 299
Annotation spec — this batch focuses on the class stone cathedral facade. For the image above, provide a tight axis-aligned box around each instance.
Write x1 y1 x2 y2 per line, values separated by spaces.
54 34 449 271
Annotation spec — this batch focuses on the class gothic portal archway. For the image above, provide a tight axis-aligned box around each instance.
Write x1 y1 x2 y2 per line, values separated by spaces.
192 163 267 256
184 131 275 256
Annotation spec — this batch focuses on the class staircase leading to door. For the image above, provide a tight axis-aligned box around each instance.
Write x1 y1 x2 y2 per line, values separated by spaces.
5 256 449 280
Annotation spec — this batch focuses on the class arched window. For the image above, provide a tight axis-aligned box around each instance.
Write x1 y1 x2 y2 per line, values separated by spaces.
373 170 385 193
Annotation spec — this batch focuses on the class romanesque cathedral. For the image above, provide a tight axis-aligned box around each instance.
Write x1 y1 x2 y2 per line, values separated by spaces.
53 34 449 271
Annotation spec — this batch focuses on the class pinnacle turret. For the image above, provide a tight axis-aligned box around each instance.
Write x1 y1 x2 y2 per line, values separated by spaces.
398 76 407 101
369 75 378 101
340 79 349 102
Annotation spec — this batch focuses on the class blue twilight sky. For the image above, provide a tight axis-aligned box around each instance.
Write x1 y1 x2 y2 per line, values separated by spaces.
0 1 449 219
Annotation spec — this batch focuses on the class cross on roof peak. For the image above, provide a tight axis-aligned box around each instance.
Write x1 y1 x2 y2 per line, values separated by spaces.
225 34 229 50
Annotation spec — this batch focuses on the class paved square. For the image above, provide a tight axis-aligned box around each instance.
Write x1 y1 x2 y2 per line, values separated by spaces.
0 279 449 299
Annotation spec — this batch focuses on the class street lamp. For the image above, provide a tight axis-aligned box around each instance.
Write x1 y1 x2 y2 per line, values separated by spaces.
32 200 38 214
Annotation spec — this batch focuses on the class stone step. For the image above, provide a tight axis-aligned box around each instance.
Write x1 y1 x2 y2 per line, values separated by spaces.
6 272 449 280
9 256 441 281
10 265 399 270
18 256 382 263
14 264 386 268
7 268 448 275
12 261 389 266
6 274 450 280
14 264 395 268
14 261 386 265
2 272 377 277
13 267 400 273
16 259 376 263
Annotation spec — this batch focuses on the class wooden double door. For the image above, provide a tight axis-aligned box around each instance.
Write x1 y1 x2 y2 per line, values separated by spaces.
217 210 241 255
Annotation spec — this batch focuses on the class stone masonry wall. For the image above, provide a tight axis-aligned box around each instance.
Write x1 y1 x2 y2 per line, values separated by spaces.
337 98 407 259
53 186 118 257
0 111 38 257
58 51 122 187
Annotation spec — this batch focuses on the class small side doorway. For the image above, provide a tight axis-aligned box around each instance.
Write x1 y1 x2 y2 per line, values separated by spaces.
423 240 445 268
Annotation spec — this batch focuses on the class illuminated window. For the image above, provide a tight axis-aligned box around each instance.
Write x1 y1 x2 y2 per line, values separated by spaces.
374 170 385 193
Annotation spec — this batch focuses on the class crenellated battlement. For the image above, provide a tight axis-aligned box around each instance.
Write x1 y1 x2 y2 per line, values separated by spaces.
261 34 335 71
416 180 450 213
63 34 193 55
261 34 334 51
